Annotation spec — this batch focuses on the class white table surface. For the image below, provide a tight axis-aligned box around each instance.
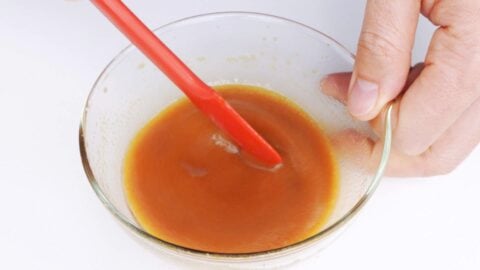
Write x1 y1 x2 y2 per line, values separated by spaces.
1 1 479 269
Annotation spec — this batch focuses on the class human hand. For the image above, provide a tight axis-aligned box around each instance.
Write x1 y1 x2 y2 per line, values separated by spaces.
322 0 480 177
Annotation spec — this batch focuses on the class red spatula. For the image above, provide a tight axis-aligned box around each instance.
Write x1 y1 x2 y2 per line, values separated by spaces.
91 0 282 166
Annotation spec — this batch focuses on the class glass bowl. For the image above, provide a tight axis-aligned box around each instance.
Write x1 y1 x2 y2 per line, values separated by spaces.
80 12 391 268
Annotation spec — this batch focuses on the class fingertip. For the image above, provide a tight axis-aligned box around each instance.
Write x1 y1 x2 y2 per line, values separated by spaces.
320 72 351 104
320 74 334 94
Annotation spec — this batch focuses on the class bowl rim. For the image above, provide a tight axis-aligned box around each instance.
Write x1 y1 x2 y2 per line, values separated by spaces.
79 11 392 261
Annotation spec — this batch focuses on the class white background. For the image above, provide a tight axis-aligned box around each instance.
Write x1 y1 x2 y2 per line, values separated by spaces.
0 1 479 269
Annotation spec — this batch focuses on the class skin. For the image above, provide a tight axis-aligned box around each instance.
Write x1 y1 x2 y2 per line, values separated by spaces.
321 0 480 177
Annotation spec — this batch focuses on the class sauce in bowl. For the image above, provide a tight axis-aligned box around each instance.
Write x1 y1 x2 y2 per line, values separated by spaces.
124 84 338 253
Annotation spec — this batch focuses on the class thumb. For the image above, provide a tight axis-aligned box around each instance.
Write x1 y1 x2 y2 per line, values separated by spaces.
349 0 420 120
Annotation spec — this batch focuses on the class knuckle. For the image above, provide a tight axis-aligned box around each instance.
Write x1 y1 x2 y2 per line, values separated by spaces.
427 0 480 28
421 151 460 176
421 0 436 18
357 30 410 61
394 134 429 157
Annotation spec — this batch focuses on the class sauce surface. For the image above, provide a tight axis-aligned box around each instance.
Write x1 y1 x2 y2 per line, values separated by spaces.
124 84 338 253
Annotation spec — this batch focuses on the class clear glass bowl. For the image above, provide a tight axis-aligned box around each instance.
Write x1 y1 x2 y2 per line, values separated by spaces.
80 12 391 268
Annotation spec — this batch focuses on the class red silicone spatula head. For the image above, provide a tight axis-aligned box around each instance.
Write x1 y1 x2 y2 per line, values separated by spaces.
91 0 282 166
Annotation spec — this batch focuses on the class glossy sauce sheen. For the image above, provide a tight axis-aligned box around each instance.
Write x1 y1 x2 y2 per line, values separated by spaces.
124 85 338 253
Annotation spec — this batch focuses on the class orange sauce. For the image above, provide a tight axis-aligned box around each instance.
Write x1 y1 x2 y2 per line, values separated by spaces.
124 84 338 253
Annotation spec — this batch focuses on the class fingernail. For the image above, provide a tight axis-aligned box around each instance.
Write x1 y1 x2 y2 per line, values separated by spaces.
348 78 378 116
